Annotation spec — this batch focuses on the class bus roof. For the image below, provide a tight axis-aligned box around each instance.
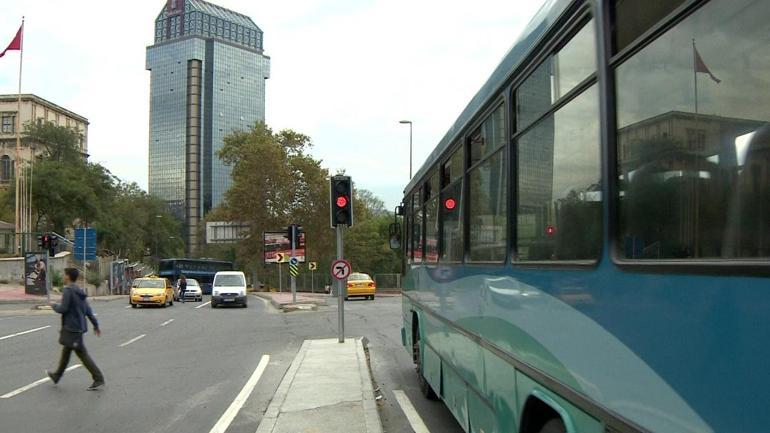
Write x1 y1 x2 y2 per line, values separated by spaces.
404 0 571 194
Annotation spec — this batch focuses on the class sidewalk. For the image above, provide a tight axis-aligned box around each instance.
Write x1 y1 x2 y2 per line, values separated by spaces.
0 285 126 304
255 292 328 312
256 338 382 433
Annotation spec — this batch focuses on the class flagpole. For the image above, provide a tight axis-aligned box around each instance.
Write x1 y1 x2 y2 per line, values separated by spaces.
14 17 24 254
692 39 698 115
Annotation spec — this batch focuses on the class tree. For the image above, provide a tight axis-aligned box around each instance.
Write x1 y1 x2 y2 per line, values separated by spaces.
23 121 83 162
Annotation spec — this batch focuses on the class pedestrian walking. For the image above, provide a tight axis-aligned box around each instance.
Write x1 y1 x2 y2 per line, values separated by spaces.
178 275 187 303
47 268 105 391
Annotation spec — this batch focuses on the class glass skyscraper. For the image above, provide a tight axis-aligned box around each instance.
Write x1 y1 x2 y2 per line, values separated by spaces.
147 0 270 254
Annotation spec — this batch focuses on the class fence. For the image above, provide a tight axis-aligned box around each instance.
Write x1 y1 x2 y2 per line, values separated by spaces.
374 273 401 290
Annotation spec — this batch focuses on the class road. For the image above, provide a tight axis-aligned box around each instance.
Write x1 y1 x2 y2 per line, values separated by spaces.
0 294 464 433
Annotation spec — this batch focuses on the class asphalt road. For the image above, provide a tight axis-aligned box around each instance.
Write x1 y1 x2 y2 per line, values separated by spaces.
0 295 463 433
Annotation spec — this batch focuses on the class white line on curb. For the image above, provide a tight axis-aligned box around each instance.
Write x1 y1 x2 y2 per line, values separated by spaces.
0 325 51 342
119 334 146 347
208 354 270 433
196 301 211 309
393 390 431 433
160 319 174 327
1 364 82 399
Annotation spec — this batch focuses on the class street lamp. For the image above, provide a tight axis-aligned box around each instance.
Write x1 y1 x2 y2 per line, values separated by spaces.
155 215 162 259
399 120 413 179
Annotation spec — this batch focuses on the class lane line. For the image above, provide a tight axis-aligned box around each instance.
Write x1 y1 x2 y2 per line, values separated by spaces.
196 301 211 309
124 305 131 309
0 325 51 342
393 390 431 433
160 319 174 327
118 334 146 347
208 354 270 433
1 364 82 399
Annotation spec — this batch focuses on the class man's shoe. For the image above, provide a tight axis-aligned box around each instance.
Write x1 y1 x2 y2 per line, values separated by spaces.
87 380 105 391
46 370 61 385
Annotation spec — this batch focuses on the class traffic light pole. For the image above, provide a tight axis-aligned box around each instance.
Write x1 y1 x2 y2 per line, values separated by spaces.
291 224 297 304
336 225 345 343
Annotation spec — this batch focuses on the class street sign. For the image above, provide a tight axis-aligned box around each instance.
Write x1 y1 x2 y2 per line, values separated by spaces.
331 259 352 281
289 264 299 277
74 227 97 261
274 253 288 263
308 262 317 271
289 257 299 266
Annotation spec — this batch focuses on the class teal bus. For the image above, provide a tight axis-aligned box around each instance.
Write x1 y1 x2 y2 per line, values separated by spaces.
399 1 770 432
158 258 233 294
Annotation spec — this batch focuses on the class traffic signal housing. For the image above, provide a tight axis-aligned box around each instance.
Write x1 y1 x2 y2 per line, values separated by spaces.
330 175 353 227
49 234 58 257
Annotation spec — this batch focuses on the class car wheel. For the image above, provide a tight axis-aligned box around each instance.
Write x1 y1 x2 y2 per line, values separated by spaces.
211 301 216 308
131 303 137 308
161 297 168 308
169 298 173 306
537 419 567 433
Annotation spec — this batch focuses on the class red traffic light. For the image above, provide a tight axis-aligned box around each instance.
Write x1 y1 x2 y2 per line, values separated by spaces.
545 225 556 237
336 196 348 208
444 198 457 210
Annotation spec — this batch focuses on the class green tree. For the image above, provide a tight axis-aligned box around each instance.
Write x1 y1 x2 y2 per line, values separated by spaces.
23 121 83 162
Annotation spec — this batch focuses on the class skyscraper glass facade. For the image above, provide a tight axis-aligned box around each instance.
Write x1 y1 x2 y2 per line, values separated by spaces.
147 0 270 253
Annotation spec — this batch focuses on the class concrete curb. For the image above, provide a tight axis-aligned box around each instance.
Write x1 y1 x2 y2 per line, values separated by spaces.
0 294 127 305
256 339 311 433
356 338 384 433
254 293 283 312
254 293 325 312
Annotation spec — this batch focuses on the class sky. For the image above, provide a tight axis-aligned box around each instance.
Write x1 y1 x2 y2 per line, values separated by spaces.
0 0 544 209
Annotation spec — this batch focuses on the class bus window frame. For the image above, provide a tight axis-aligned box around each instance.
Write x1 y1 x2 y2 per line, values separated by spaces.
605 0 770 276
438 143 465 263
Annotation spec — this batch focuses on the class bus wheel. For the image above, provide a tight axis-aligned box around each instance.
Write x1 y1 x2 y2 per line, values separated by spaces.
538 419 566 433
413 332 438 400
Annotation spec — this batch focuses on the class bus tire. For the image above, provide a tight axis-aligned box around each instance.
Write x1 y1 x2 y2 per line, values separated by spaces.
413 328 438 400
538 419 566 433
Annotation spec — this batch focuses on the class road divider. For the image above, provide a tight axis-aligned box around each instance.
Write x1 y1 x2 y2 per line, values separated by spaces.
208 354 269 433
1 365 82 399
160 319 174 327
196 301 211 309
0 325 51 342
119 334 146 347
393 390 431 433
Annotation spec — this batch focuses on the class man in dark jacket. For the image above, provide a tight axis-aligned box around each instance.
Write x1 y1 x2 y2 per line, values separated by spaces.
47 268 105 390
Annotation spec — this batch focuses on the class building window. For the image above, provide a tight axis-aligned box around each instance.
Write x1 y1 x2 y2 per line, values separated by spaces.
1 114 14 134
1 155 13 181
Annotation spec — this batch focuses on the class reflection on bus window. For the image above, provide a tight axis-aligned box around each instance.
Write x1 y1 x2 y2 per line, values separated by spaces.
615 0 770 259
425 197 439 263
469 148 507 262
517 85 601 261
441 181 463 262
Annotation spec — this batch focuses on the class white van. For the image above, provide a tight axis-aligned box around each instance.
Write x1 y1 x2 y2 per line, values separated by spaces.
211 271 248 308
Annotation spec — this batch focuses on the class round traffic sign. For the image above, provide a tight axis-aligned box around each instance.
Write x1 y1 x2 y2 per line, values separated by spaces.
289 257 299 265
331 259 352 281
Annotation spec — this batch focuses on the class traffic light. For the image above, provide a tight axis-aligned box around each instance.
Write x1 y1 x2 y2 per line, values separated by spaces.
49 234 58 257
330 175 353 227
283 224 304 249
40 234 50 251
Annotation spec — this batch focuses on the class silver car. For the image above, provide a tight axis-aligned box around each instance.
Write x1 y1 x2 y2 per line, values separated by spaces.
175 278 203 302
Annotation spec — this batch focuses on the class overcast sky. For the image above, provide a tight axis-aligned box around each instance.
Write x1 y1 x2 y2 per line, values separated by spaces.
0 0 543 208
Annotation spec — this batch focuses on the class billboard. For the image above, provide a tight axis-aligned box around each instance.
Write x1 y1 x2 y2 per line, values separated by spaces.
264 232 306 263
206 221 250 244
24 252 47 295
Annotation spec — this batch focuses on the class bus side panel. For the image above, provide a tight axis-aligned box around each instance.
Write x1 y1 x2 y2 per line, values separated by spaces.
468 390 498 433
402 296 413 352
443 363 470 431
516 371 603 433
483 347 518 433
423 343 442 398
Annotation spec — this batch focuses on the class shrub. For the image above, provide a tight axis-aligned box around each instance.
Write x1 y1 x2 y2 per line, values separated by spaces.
87 273 102 289
51 270 63 287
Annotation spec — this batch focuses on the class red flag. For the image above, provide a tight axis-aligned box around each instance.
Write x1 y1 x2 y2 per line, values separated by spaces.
0 24 23 58
693 44 721 84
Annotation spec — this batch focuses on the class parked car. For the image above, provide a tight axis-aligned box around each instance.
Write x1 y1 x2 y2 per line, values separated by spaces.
346 273 376 300
174 278 203 302
129 276 174 308
211 271 248 308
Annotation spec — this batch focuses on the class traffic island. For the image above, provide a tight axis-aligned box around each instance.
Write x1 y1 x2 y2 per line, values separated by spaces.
256 338 383 433
254 292 328 312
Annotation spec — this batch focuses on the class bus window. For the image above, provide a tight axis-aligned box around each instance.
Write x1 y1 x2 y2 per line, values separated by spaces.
469 148 507 262
470 105 505 166
612 0 686 54
425 196 439 263
441 180 463 262
442 145 463 188
516 85 601 261
615 0 770 259
413 194 423 263
516 19 596 132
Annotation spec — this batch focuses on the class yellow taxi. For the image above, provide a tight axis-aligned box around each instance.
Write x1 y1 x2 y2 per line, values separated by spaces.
346 272 376 300
130 276 175 308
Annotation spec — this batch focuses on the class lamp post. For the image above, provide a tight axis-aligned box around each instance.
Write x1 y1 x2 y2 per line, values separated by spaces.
399 120 413 179
155 215 162 260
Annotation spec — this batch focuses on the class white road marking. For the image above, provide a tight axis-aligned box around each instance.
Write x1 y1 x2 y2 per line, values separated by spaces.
196 301 211 309
0 325 51 341
160 319 174 327
208 354 270 433
124 305 131 309
1 364 82 399
118 334 146 347
393 390 431 433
